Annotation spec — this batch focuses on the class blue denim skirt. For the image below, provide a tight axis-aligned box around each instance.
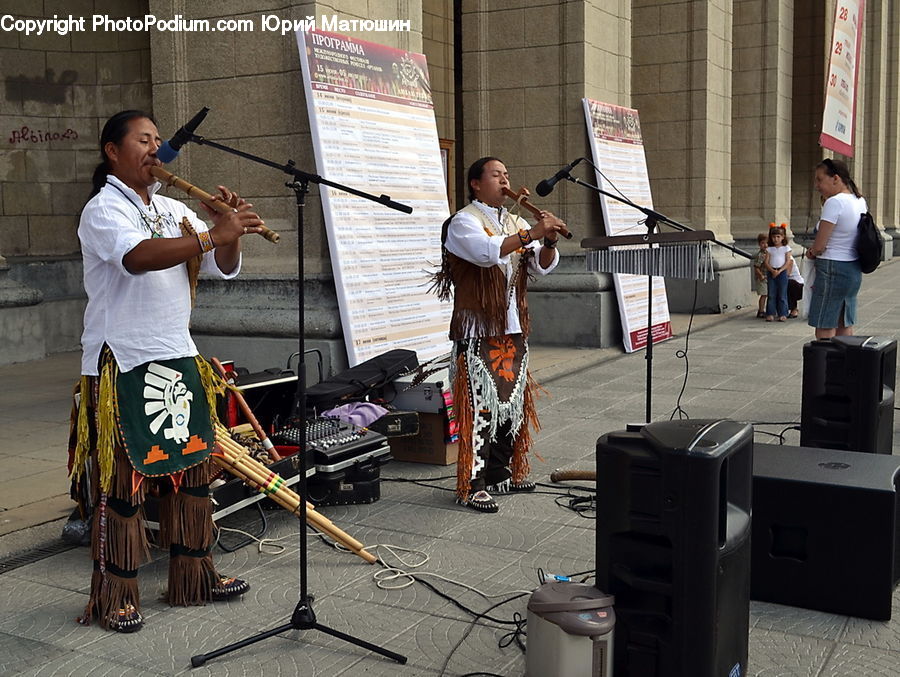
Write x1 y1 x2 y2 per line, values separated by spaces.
807 258 861 329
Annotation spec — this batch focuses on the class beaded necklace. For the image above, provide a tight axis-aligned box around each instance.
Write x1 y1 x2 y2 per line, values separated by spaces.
472 200 526 304
109 181 165 238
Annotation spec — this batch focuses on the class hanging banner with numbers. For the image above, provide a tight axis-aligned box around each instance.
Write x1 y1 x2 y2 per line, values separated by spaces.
296 30 452 366
582 99 672 354
820 0 865 157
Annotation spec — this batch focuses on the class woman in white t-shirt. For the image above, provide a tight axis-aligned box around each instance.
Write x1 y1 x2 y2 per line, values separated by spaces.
805 158 867 339
763 226 793 321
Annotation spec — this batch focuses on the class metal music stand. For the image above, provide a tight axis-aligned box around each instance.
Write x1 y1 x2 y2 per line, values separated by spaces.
563 171 751 423
583 228 715 423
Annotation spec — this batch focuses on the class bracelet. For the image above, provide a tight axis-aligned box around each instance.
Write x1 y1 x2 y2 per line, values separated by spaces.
196 230 215 253
543 237 557 249
517 229 532 246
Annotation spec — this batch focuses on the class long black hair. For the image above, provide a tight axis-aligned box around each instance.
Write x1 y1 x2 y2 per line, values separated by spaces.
817 157 863 198
88 110 155 199
466 156 503 202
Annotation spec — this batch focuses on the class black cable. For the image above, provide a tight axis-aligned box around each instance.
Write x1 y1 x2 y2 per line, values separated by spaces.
582 156 631 202
382 474 455 482
381 475 457 492
416 577 523 627
498 611 527 652
779 424 800 439
754 425 801 445
439 592 529 677
754 429 788 444
554 493 595 519
670 278 699 420
566 569 595 579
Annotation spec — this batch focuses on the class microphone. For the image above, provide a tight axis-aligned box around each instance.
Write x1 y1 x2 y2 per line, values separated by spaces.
535 157 583 197
156 107 210 163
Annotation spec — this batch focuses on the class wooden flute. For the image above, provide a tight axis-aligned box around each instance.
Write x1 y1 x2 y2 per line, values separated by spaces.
149 165 280 243
502 186 573 239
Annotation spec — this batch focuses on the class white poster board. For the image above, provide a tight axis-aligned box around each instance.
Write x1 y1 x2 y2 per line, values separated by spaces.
296 30 452 365
820 0 865 157
582 99 672 353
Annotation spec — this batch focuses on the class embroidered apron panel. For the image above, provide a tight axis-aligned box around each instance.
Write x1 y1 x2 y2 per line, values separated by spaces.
477 334 526 402
115 357 214 477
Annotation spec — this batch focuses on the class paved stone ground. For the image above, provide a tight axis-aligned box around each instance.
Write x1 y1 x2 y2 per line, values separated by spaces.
1 263 899 676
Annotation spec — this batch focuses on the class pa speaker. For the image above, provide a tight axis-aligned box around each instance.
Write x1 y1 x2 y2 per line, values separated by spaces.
596 420 752 677
800 336 896 454
751 443 900 620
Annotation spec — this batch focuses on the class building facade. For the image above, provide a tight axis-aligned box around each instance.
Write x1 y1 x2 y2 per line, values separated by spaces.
1 0 897 367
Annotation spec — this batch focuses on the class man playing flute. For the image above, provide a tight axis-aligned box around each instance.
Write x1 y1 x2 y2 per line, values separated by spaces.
432 157 566 513
69 110 265 632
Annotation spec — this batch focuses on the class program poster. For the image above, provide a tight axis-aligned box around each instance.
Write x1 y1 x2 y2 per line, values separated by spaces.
820 0 864 157
582 99 672 353
296 30 451 365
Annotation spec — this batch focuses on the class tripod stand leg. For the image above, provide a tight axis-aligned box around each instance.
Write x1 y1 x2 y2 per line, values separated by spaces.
315 623 408 664
189 613 408 668
190 622 294 667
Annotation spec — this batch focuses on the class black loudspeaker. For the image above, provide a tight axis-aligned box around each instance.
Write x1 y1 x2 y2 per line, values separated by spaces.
596 420 753 677
800 336 896 454
751 443 900 620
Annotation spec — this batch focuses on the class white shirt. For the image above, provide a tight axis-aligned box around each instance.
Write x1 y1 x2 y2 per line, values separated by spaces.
78 175 240 375
767 245 792 270
788 258 804 284
444 201 559 336
819 192 868 261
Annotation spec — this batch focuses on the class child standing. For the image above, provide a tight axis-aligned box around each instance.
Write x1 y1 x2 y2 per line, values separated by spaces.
787 257 804 318
753 233 768 318
764 226 793 322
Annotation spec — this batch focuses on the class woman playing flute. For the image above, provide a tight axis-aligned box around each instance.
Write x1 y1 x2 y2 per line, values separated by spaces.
69 110 265 632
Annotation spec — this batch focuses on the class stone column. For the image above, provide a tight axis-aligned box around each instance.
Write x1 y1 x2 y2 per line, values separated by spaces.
0 0 153 363
0 252 45 364
634 0 746 313
789 0 826 236
730 0 794 238
459 0 632 347
870 2 900 249
859 0 892 257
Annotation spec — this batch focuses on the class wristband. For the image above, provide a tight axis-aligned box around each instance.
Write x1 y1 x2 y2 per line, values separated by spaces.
196 230 215 253
517 229 532 246
543 237 557 249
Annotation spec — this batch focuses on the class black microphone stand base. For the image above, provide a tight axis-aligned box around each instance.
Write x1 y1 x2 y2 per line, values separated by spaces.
189 598 408 668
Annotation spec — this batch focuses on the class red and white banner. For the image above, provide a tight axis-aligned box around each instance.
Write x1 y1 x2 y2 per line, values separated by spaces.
820 0 865 157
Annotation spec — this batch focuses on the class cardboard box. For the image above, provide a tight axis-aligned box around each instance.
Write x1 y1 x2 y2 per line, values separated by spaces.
389 412 458 465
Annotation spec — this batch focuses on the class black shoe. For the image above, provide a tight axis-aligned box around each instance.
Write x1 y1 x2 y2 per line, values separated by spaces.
107 604 143 633
486 479 536 493
456 490 499 513
211 575 250 601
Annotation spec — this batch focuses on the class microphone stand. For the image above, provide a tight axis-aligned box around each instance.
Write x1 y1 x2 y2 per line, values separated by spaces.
564 173 751 423
185 134 408 668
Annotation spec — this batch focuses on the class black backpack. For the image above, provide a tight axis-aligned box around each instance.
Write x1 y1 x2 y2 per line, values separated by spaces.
856 211 883 274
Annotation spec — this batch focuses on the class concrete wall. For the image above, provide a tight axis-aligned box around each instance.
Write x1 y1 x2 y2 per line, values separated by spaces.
0 0 152 364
